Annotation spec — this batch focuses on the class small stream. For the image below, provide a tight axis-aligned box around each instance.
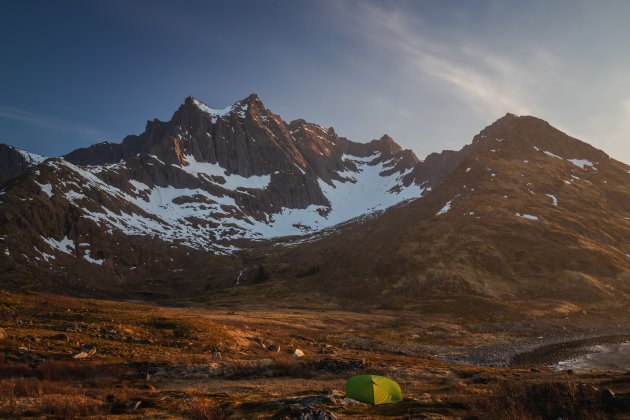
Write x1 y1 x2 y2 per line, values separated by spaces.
551 342 630 372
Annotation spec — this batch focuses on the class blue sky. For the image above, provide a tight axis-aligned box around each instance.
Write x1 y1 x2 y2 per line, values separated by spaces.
1 0 630 163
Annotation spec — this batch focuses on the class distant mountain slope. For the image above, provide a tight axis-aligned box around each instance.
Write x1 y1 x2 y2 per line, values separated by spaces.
258 114 630 308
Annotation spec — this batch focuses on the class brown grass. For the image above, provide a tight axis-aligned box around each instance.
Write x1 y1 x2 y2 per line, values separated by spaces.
0 359 29 378
36 359 126 381
40 393 106 418
187 397 226 420
222 354 315 380
468 380 606 420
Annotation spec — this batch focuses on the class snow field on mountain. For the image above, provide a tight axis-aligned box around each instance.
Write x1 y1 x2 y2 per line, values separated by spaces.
17 148 47 165
37 151 424 252
177 154 271 189
193 98 247 122
317 154 423 221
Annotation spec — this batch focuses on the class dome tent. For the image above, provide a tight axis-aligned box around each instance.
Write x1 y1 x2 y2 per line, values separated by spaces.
346 375 402 405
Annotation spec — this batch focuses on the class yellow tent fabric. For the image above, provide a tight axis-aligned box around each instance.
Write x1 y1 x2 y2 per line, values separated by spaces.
346 375 402 405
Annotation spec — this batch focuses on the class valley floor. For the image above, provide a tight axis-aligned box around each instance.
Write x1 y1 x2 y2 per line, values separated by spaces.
1 290 629 419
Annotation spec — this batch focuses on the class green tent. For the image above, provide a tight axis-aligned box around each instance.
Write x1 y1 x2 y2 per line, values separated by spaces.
346 375 402 405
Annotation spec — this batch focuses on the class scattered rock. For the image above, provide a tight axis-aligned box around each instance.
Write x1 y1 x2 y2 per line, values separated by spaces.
293 349 305 358
72 345 97 359
267 344 281 352
128 401 142 410
275 405 338 420
139 383 156 391
600 388 615 401
51 333 69 341
298 407 338 420
417 393 432 403
319 358 366 373
280 390 363 407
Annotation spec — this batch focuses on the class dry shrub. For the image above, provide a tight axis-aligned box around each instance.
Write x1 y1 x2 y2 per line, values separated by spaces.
469 380 606 420
33 294 83 312
0 359 30 378
0 379 20 417
187 397 226 420
223 355 314 379
40 393 106 418
36 360 125 381
146 316 195 338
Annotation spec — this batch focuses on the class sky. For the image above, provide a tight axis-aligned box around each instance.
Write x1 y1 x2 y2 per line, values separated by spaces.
1 0 630 163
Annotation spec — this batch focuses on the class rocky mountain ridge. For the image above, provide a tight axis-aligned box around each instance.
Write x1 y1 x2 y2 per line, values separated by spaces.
0 94 473 296
2 98 630 309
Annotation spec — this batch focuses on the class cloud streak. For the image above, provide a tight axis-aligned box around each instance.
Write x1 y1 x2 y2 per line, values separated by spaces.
0 106 111 141
345 3 541 118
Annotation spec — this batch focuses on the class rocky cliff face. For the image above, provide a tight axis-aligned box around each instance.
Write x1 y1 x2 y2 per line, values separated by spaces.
0 144 46 186
62 95 433 215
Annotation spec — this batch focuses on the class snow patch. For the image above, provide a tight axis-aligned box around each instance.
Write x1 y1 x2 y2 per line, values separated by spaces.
37 183 53 198
17 148 47 165
516 213 538 221
176 154 270 190
42 236 74 255
193 98 246 122
567 159 595 169
437 200 452 216
546 194 558 206
543 150 563 160
83 251 104 265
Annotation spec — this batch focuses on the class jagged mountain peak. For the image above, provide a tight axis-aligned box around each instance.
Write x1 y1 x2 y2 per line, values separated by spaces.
182 93 266 120
4 93 430 266
469 113 611 167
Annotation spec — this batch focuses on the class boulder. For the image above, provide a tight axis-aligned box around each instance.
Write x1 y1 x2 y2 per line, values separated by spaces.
72 345 97 359
0 328 7 340
293 349 305 358
51 333 69 341
267 344 281 352
275 405 338 420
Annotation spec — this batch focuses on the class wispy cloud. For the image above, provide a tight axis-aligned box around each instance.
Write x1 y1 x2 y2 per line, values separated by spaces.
338 3 556 118
0 106 111 140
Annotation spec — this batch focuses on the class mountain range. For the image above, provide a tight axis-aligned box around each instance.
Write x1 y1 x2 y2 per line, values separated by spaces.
1 95 630 311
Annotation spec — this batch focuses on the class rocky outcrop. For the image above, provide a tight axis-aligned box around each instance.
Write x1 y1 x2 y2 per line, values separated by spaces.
0 144 46 186
63 95 427 213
